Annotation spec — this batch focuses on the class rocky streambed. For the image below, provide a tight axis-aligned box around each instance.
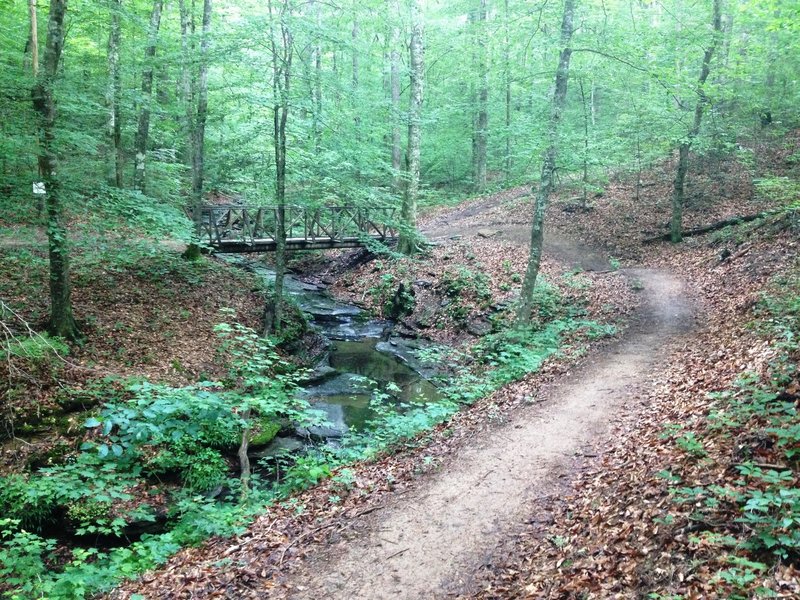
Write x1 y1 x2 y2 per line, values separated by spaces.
227 257 443 460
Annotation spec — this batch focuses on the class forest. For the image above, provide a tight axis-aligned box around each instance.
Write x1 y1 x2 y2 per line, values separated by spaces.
1 0 799 597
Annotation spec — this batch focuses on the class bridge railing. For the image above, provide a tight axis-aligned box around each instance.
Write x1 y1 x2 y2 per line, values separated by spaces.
199 205 398 249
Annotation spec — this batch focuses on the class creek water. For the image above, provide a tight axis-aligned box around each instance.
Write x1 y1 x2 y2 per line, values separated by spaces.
226 257 441 444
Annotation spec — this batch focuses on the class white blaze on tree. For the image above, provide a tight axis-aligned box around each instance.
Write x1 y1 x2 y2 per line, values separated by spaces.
32 0 80 341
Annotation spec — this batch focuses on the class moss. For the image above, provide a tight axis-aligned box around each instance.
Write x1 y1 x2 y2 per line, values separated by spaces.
276 299 309 345
26 441 75 471
249 418 281 447
182 448 227 491
67 499 110 526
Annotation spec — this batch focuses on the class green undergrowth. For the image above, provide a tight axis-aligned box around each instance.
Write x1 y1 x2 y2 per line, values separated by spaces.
0 277 618 599
0 319 316 599
659 266 800 599
0 185 193 241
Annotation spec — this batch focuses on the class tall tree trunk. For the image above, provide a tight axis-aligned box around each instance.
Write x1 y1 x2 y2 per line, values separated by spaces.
237 408 251 500
179 0 196 166
186 0 211 260
352 3 361 140
312 0 322 153
516 0 576 327
670 0 722 243
473 0 488 192
390 0 402 191
398 0 423 255
28 0 39 77
28 0 42 216
132 0 164 193
503 0 511 185
265 0 293 336
351 3 362 179
32 0 80 341
579 77 589 207
106 0 122 188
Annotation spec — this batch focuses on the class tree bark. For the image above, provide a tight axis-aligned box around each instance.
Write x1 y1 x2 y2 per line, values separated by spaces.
398 0 423 255
516 0 576 327
106 0 122 188
312 0 322 153
579 77 589 207
28 0 42 215
32 0 80 341
390 0 402 191
186 0 211 260
473 0 488 192
28 0 39 77
179 0 196 167
503 0 511 185
265 0 293 336
237 408 251 501
132 0 164 193
670 0 722 243
352 3 361 140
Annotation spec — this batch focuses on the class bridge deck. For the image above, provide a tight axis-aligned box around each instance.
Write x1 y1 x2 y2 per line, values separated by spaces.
212 237 373 253
200 205 397 253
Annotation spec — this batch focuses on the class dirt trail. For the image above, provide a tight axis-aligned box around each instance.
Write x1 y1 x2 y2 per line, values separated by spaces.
282 215 696 598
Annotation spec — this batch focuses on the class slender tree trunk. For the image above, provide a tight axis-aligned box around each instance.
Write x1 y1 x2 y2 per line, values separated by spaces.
238 407 251 500
635 120 642 203
132 0 164 193
469 7 477 184
32 0 80 341
390 0 402 191
579 77 590 207
179 0 196 166
312 0 322 153
352 4 361 139
516 0 576 327
28 0 42 216
106 0 122 187
265 0 293 335
28 0 39 77
186 0 211 259
503 0 511 185
670 0 722 243
398 0 423 255
473 0 488 192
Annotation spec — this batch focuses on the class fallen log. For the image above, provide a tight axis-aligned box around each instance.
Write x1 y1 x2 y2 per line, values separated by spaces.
642 211 773 244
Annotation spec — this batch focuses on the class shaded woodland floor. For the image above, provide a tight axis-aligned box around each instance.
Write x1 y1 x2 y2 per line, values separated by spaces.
111 141 800 598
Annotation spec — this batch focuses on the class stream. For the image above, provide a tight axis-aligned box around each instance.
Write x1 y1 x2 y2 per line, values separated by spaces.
226 257 442 455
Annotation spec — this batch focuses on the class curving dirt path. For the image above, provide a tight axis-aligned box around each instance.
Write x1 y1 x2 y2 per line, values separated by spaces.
283 256 695 596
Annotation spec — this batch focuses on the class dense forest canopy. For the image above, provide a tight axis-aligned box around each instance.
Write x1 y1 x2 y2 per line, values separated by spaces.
2 0 797 216
2 1 800 598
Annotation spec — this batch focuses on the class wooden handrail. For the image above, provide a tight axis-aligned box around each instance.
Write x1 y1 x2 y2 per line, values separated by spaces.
199 204 398 252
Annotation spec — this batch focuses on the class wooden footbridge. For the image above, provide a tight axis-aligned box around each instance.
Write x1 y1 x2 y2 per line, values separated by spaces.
200 205 398 253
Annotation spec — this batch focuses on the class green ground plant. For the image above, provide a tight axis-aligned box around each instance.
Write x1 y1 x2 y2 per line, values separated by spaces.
0 260 618 599
0 318 322 599
664 267 800 596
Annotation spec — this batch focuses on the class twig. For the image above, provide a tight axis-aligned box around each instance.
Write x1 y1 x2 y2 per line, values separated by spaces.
278 521 341 566
478 469 494 483
733 462 789 471
385 547 409 560
278 505 386 566
347 503 385 519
